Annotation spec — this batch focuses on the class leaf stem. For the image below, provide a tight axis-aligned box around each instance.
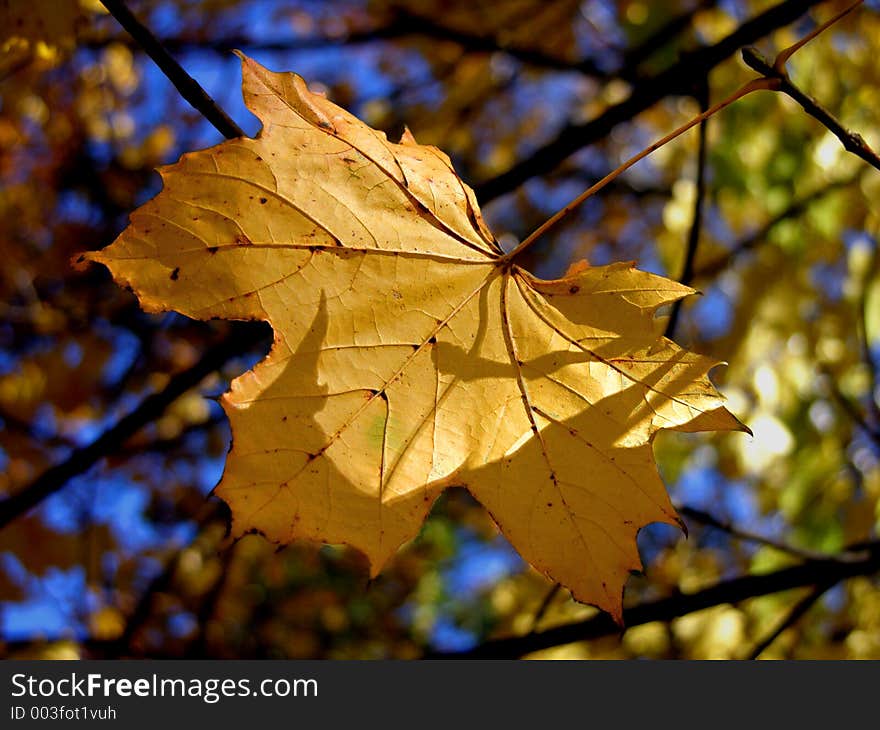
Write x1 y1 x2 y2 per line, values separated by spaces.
504 79 774 264
773 0 863 70
744 582 834 660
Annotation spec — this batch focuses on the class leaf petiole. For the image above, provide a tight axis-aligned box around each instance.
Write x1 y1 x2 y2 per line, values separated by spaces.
504 77 776 264
506 0 867 265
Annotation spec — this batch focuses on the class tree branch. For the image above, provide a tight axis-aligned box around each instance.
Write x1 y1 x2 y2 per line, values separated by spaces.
0 325 266 530
678 505 856 562
0 3 273 530
693 172 863 279
475 0 826 203
619 0 717 74
666 84 709 338
530 583 562 632
741 46 880 173
85 0 715 88
99 0 244 140
745 582 834 659
429 542 880 658
824 372 880 451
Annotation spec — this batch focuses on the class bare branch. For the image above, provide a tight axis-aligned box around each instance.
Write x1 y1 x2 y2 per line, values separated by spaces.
678 505 855 562
530 583 562 632
99 0 244 140
824 370 880 451
475 0 827 203
693 172 863 279
429 542 880 658
742 46 880 174
666 84 709 338
745 582 834 659
0 325 267 530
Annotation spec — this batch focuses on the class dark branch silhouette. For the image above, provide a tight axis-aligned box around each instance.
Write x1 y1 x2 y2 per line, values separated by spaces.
429 542 880 659
666 84 709 338
475 0 827 203
0 325 267 529
742 47 880 173
99 0 244 140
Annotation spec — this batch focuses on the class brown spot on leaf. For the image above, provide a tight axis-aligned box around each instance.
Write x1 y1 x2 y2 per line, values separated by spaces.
170 267 180 280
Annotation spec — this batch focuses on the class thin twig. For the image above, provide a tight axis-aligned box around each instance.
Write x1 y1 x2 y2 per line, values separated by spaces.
677 505 855 562
476 0 827 203
105 501 224 657
0 325 267 530
619 0 718 75
742 40 880 174
858 246 880 430
745 582 834 659
693 172 863 279
99 0 244 140
190 540 237 658
530 583 562 632
505 79 773 263
824 373 880 451
666 84 709 338
135 413 227 455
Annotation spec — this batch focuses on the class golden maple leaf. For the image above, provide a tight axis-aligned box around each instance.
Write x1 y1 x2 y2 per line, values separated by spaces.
82 54 747 620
